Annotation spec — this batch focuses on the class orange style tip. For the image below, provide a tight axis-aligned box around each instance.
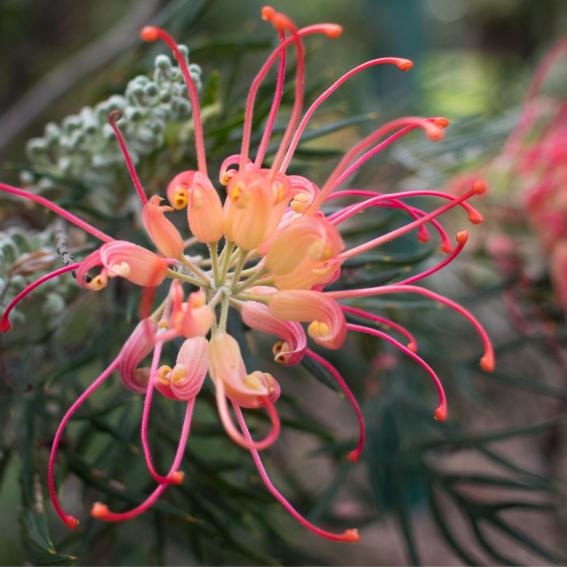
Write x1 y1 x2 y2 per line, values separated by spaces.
407 342 418 353
261 5 276 20
426 127 444 141
480 355 495 373
468 211 484 225
397 59 414 71
65 515 80 529
342 529 360 542
347 450 361 463
417 232 430 243
0 318 12 333
140 26 159 42
441 243 453 254
324 24 343 38
472 180 487 195
434 116 450 128
434 406 448 422
456 230 469 244
170 470 185 485
90 502 109 520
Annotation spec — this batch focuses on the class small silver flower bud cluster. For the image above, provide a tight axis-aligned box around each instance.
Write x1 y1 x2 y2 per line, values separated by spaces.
21 45 201 203
0 227 75 324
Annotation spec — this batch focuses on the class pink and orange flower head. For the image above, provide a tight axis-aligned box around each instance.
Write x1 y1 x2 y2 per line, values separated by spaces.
0 6 494 542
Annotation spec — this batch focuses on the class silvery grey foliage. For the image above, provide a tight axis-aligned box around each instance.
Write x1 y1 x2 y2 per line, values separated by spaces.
21 45 201 200
0 227 76 325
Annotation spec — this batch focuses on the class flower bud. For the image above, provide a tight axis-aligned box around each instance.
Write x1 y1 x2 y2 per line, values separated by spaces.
142 195 184 258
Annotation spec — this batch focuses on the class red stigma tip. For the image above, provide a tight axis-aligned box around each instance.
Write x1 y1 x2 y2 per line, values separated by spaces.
434 405 448 422
261 5 275 20
434 117 450 128
480 354 494 373
91 502 109 519
347 450 361 463
170 471 185 485
324 24 343 38
441 243 454 254
0 318 11 333
261 6 296 32
343 529 360 542
140 26 159 42
468 211 484 224
397 59 414 71
456 230 469 244
418 231 430 243
65 515 80 529
407 341 418 353
472 180 487 195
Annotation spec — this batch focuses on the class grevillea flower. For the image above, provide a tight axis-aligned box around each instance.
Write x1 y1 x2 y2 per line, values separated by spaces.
449 37 567 316
0 6 493 542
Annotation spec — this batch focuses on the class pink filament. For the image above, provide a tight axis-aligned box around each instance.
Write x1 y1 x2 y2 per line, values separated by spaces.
141 339 181 484
108 112 148 205
233 404 359 542
340 187 479 260
315 116 444 207
254 30 287 168
269 30 305 176
397 232 468 286
329 284 494 372
328 189 481 226
48 355 122 529
215 378 281 451
281 58 412 172
92 399 195 522
332 125 417 188
1 263 79 333
341 305 417 352
327 190 453 251
305 349 365 462
347 323 447 421
0 183 113 243
239 24 342 169
142 28 208 175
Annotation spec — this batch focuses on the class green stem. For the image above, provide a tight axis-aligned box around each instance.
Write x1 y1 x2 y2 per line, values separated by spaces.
219 241 234 284
209 242 220 286
166 269 206 288
180 255 210 285
230 249 249 291
218 296 230 332
234 267 268 293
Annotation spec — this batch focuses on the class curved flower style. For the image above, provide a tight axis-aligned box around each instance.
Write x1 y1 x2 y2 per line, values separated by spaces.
0 6 493 542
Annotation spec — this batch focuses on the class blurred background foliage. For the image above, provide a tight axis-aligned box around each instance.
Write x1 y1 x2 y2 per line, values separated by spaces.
1 0 567 565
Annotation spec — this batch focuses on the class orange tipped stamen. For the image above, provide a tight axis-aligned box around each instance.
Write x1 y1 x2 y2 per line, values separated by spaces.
91 502 109 519
472 179 488 194
65 515 80 529
397 59 414 71
434 404 448 422
140 26 159 42
342 529 360 542
435 116 450 128
170 471 185 485
456 230 469 244
480 353 495 373
347 450 360 463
